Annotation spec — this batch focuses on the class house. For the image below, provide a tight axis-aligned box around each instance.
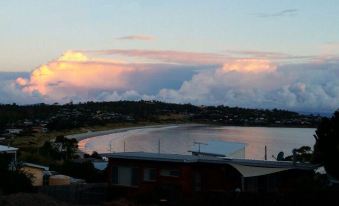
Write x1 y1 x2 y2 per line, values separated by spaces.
32 126 48 133
104 152 318 198
189 140 246 158
20 163 50 186
5 128 23 135
0 144 18 163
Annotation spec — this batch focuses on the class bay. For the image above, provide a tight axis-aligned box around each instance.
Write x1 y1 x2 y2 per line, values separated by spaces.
78 124 315 160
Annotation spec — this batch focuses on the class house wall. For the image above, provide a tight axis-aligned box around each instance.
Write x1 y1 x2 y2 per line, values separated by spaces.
107 159 242 197
243 169 314 192
107 158 315 197
21 166 44 186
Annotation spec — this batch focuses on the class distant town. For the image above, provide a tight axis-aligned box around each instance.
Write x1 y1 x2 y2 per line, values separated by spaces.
0 101 322 143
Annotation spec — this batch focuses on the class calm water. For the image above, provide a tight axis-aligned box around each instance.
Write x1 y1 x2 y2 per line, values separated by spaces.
78 124 316 160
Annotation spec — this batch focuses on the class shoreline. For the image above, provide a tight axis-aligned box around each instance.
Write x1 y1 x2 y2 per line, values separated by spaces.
68 123 315 157
66 123 202 142
66 123 316 142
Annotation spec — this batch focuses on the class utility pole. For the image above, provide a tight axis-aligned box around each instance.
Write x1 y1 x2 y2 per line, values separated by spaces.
194 141 208 154
264 145 267 160
158 139 161 154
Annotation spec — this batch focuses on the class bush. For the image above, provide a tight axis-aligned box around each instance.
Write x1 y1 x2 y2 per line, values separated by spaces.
0 154 33 194
313 111 339 179
51 160 105 183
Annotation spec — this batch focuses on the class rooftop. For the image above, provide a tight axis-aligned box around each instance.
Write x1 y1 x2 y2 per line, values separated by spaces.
102 152 319 170
22 162 49 171
0 145 18 152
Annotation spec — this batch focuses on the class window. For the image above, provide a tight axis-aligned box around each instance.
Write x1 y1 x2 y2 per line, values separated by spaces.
112 166 118 184
111 166 139 186
143 168 157 181
160 169 180 177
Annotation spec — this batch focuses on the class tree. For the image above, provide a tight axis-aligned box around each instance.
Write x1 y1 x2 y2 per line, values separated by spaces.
51 160 104 183
0 154 33 194
55 136 78 160
283 146 313 162
313 110 339 179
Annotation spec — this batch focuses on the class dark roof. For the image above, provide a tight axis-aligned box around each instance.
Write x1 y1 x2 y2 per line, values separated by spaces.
102 152 319 170
22 162 49 171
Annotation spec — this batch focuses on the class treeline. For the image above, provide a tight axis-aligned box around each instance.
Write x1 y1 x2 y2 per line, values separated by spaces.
0 100 322 131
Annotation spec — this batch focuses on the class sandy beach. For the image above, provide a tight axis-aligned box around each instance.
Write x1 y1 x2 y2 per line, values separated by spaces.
70 124 205 155
65 124 191 142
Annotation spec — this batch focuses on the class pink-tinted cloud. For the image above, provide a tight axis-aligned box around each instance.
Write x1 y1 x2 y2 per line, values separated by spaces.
10 49 339 113
84 49 231 65
16 51 147 101
220 59 276 73
82 49 320 65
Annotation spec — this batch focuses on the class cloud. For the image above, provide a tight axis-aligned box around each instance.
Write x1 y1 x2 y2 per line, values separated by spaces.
0 72 44 104
254 9 298 18
116 35 155 41
223 50 314 62
14 51 198 103
158 60 339 113
83 49 233 65
82 48 320 65
2 49 338 113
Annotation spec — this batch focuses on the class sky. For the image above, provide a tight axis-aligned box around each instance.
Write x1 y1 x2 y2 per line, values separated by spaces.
1 0 339 113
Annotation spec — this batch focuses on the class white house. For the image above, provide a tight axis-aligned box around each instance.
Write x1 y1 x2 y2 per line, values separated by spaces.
0 144 18 162
189 140 246 158
0 145 18 170
6 128 23 135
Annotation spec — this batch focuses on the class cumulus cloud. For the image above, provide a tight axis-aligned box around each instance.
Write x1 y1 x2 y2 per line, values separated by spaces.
14 51 197 103
2 49 338 113
158 60 339 113
16 51 143 101
116 35 155 41
0 72 45 104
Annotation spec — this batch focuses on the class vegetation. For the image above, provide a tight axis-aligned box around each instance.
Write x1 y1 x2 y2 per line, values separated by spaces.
0 154 33 194
313 110 339 179
0 101 321 133
51 160 105 183
283 146 313 162
17 136 105 183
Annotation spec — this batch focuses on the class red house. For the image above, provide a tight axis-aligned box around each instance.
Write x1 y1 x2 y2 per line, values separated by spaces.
104 152 318 199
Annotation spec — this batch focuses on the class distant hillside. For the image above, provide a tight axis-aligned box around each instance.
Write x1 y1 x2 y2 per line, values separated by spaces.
0 101 322 132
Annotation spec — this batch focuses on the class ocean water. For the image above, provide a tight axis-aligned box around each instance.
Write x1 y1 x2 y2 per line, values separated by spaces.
78 124 316 160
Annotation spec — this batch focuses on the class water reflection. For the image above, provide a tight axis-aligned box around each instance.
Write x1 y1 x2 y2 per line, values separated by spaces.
78 124 315 160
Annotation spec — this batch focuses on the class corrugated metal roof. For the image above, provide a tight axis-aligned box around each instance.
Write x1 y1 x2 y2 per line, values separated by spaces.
102 152 319 170
102 152 203 163
22 162 49 171
0 145 18 152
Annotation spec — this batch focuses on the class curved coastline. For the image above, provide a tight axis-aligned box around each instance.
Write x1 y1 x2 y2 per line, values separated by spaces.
70 124 315 158
66 123 203 142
